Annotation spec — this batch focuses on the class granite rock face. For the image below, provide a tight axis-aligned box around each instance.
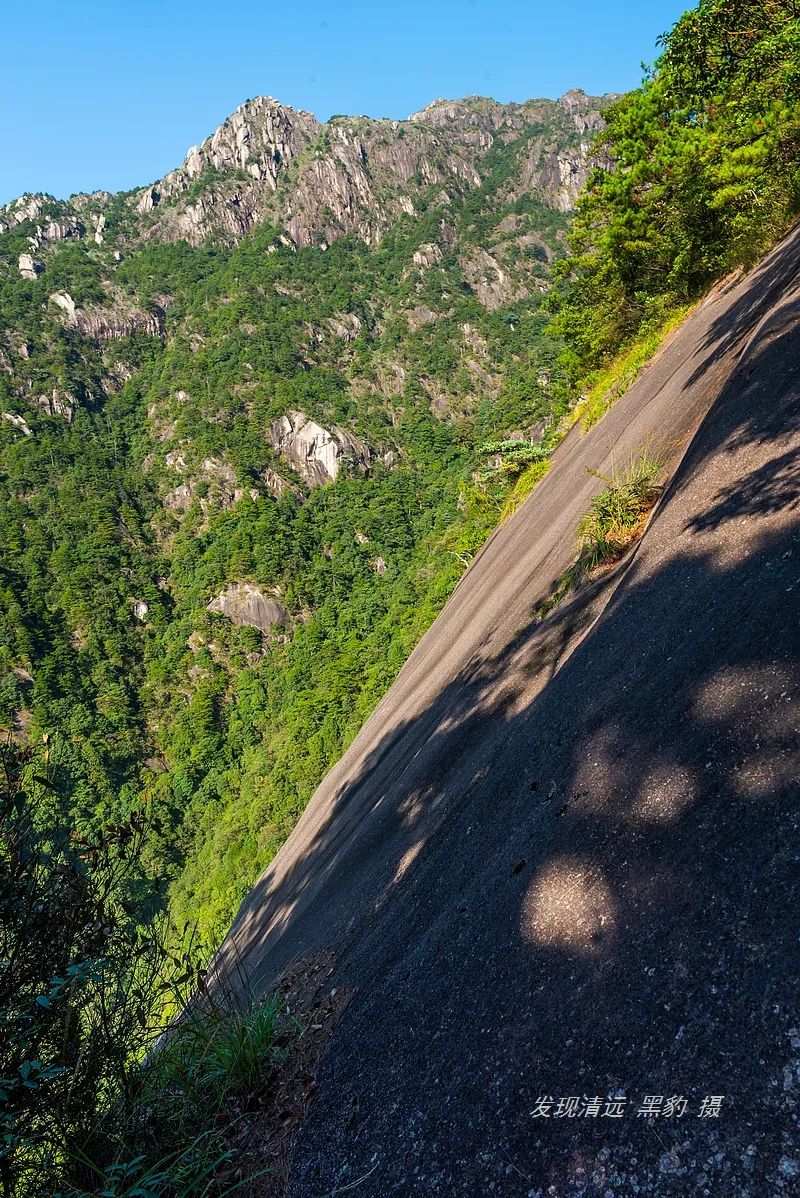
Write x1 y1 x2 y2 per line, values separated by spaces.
18 254 40 280
0 87 613 449
207 583 289 634
268 410 371 485
117 89 612 248
50 291 165 340
2 89 611 256
163 452 253 513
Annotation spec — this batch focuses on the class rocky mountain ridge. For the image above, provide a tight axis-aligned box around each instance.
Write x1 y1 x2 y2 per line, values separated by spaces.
0 86 612 494
2 88 611 252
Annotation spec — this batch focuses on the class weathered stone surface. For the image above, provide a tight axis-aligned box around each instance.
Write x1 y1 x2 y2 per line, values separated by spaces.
207 583 289 634
50 291 77 319
268 410 370 485
34 389 75 422
0 194 46 231
41 215 84 243
325 313 362 342
74 301 164 340
18 253 41 280
49 289 165 339
406 305 439 331
118 90 611 249
163 483 194 512
411 242 442 270
133 97 321 245
459 246 528 310
1 412 32 436
2 91 611 257
163 453 241 512
259 466 299 498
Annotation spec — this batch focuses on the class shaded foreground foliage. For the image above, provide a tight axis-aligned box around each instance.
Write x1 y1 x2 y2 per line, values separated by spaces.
2 3 800 1188
0 739 296 1197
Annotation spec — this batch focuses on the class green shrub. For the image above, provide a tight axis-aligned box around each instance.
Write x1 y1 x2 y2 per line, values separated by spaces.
577 455 662 570
553 0 800 379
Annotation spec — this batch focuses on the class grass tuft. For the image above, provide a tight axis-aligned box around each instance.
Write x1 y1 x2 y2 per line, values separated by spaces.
499 459 551 522
576 454 662 568
535 453 663 620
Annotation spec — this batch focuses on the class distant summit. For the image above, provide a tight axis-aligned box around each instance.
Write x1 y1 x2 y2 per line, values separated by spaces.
2 90 614 250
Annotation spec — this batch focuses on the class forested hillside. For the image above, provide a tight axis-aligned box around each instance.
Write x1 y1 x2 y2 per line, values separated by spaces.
0 90 608 946
3 1 800 1194
3 0 798 968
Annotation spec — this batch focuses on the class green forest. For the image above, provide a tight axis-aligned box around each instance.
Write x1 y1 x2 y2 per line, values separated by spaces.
2 0 799 1192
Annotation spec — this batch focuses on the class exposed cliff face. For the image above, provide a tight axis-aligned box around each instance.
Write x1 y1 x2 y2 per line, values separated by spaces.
268 410 372 485
0 88 609 255
2 89 610 271
207 583 289 634
49 291 166 340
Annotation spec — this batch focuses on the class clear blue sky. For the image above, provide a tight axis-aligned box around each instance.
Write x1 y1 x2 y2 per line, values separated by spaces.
0 0 688 205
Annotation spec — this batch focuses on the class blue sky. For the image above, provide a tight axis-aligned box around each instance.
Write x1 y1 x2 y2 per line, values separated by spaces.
1 0 688 204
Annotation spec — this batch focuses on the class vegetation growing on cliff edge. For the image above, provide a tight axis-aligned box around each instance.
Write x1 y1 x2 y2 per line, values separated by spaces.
0 738 305 1197
552 0 800 381
0 108 567 953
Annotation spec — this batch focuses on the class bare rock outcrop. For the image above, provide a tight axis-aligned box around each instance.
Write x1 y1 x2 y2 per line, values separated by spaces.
521 89 613 211
40 215 84 244
259 466 300 498
74 303 164 340
406 305 439 331
163 453 249 512
124 90 611 249
134 97 321 245
50 291 77 319
207 583 289 634
268 410 370 485
34 389 76 422
0 194 47 232
50 291 165 340
459 247 528 311
18 254 41 280
1 91 612 295
2 412 32 436
411 242 442 270
325 313 363 342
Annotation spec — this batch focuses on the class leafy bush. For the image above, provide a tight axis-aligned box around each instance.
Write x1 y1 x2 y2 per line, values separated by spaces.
553 0 800 377
498 460 551 522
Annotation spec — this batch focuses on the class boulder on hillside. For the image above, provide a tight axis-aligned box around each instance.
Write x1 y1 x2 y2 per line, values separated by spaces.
18 253 41 280
268 409 370 485
207 583 289 634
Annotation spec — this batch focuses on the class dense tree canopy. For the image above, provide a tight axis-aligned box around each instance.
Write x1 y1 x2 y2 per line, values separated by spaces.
554 0 800 372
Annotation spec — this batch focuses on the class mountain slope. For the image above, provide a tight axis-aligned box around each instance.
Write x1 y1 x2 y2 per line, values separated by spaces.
217 226 800 1194
0 89 610 945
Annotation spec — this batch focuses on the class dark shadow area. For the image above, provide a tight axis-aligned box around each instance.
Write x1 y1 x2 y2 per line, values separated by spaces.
688 444 800 532
681 227 800 392
216 243 800 1196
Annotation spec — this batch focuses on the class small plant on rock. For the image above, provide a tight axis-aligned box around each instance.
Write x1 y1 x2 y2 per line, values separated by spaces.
577 455 662 570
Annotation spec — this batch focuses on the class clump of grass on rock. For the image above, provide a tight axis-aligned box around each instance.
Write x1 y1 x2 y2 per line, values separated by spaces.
577 454 662 569
535 454 662 620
